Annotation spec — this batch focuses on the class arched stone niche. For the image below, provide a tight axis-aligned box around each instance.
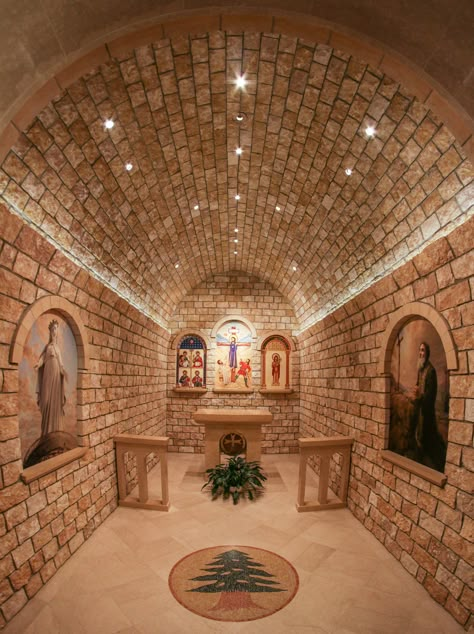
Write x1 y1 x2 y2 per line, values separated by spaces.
171 330 209 392
257 332 295 393
10 296 90 482
379 302 457 486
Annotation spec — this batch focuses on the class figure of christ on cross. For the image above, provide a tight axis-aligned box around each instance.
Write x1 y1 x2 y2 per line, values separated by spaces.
217 335 251 383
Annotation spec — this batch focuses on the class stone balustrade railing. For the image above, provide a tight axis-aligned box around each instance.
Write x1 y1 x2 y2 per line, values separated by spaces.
113 434 170 511
296 436 354 512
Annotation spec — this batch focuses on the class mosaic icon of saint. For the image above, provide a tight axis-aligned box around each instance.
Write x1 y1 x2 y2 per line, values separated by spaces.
192 370 203 387
179 370 191 387
179 351 190 367
193 351 203 367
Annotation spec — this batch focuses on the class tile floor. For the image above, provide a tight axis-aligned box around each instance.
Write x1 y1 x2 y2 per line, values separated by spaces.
3 454 465 633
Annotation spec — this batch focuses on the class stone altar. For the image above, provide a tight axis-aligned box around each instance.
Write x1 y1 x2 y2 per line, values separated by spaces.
193 408 272 470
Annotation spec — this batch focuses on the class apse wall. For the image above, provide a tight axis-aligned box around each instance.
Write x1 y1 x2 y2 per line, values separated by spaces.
0 202 169 625
297 217 473 627
168 272 300 454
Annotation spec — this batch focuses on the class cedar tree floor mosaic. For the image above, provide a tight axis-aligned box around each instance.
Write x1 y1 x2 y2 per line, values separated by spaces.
168 545 299 621
3 454 465 634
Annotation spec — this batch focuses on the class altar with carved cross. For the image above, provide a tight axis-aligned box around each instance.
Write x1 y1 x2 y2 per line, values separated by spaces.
193 408 273 470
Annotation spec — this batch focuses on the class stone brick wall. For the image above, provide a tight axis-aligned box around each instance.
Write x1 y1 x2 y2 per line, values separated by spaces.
0 202 169 626
168 272 300 454
297 217 474 627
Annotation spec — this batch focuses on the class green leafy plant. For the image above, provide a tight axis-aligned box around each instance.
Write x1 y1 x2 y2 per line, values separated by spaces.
202 456 267 504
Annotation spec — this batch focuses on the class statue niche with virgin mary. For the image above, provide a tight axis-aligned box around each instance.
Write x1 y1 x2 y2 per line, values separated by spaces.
35 319 66 436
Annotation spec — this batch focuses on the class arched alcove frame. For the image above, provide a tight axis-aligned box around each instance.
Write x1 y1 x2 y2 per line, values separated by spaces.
171 329 209 391
378 301 458 487
378 302 457 375
210 315 257 341
10 295 91 482
257 332 295 392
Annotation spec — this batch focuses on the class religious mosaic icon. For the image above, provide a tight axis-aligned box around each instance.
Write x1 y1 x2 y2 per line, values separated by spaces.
168 545 299 622
215 321 253 390
389 318 449 472
19 313 78 468
260 335 291 390
176 335 206 388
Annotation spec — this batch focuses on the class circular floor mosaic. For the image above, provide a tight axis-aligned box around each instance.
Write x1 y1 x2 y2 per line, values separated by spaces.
168 545 299 622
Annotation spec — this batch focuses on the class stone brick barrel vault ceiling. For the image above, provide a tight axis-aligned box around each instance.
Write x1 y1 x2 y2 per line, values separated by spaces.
0 22 473 331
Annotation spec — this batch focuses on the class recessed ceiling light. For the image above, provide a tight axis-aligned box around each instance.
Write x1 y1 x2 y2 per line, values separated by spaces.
345 168 352 176
234 228 239 233
365 125 376 137
235 75 247 89
125 162 133 171
175 263 179 269
194 204 199 210
235 113 246 122
234 239 238 243
235 194 240 200
276 206 281 211
104 119 114 129
292 266 297 271
234 251 238 255
235 147 243 156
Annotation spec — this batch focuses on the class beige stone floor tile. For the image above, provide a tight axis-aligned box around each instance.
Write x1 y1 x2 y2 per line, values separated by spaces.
312 549 382 584
285 575 357 629
239 523 294 549
23 605 83 634
107 573 166 605
0 601 50 634
365 562 426 597
132 536 189 566
51 594 132 634
2 454 466 634
335 603 411 634
292 541 336 572
405 595 467 633
273 534 314 562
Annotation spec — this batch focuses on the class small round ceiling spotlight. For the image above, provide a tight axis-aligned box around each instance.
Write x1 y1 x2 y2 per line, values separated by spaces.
365 125 376 137
234 250 238 255
234 228 239 233
235 75 247 90
194 204 199 210
104 119 114 129
345 168 352 176
125 162 133 171
234 239 238 243
235 194 240 200
235 147 243 156
276 206 281 211
292 266 297 271
235 113 246 123
175 263 179 269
